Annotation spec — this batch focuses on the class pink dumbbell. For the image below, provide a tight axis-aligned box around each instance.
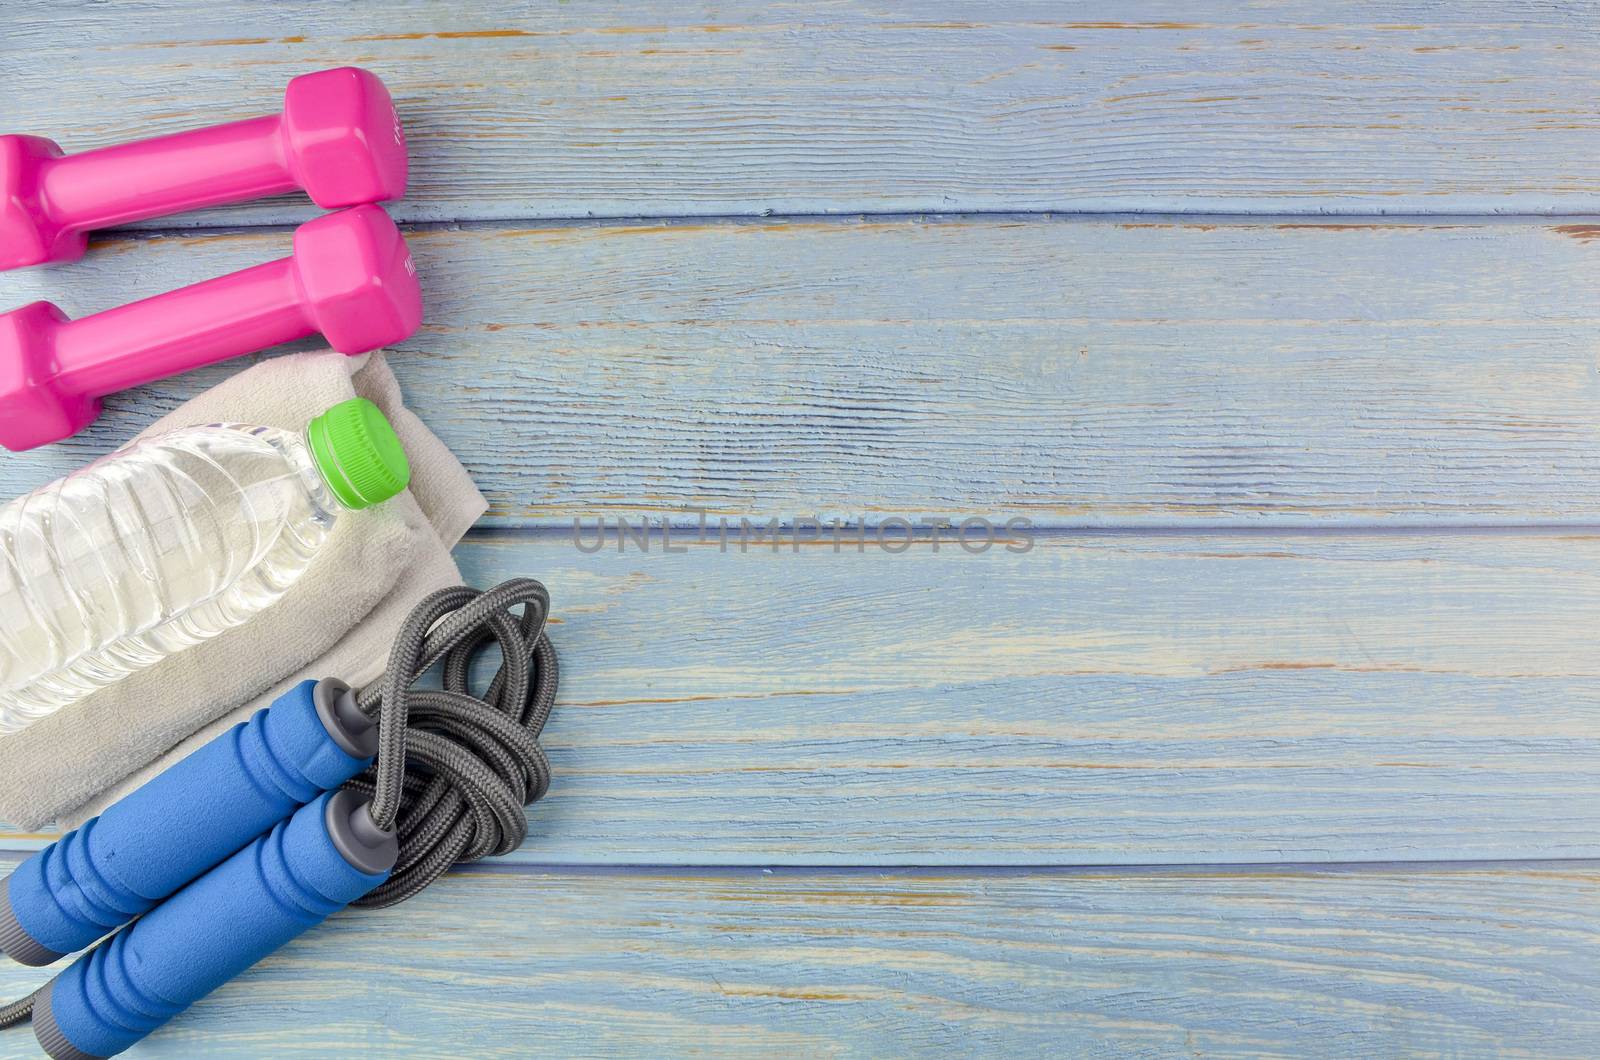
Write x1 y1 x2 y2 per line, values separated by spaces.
0 67 407 271
0 204 421 451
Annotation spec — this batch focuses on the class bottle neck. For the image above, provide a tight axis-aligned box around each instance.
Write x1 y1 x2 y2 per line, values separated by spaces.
288 426 349 517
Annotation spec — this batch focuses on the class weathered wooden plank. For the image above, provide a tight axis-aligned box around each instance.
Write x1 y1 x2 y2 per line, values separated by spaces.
466 530 1600 865
1 861 1595 1056
13 530 1597 863
5 2 1599 221
3 218 1600 526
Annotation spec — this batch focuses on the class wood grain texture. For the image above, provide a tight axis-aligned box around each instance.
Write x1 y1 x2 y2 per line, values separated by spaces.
3 218 1600 526
13 530 1597 863
4 6 1598 1052
1 861 1595 1057
5 2 1600 222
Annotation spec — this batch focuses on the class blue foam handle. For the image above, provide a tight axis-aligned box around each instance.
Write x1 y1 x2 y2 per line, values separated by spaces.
1 679 374 963
39 791 394 1059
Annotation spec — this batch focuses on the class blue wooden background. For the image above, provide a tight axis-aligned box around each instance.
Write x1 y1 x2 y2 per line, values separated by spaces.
3 2 1600 1055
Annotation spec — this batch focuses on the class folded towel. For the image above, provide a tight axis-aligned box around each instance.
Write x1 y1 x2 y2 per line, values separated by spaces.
0 351 486 830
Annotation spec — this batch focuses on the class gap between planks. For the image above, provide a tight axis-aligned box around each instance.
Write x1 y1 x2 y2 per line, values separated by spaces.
471 521 1600 539
78 209 1600 240
1 850 1598 877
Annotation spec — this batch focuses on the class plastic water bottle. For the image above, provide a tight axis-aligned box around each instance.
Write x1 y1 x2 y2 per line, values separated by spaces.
0 398 410 735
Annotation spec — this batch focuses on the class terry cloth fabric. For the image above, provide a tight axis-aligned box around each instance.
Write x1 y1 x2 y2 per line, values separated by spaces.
0 351 486 830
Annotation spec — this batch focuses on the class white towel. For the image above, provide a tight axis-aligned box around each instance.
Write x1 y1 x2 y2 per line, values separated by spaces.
0 351 485 830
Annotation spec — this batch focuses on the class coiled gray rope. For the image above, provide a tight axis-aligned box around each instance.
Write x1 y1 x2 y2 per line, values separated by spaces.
1 578 558 1028
345 578 558 907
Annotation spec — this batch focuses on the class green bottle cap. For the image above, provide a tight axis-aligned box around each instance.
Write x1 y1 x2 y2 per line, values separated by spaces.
306 398 410 510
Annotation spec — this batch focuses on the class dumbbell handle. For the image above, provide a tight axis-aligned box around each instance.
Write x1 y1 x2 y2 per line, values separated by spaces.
0 679 375 966
39 115 297 232
34 791 395 1059
55 254 309 398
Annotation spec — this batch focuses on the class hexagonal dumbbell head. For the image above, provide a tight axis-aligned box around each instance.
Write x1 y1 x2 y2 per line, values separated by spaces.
291 205 422 354
0 136 88 271
0 302 101 452
280 67 408 210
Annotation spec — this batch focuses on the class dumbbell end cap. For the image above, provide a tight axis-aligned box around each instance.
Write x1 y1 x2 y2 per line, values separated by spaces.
0 135 87 271
282 68 408 208
0 302 103 451
293 205 422 354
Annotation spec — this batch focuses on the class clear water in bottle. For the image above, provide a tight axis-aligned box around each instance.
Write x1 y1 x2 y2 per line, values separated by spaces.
0 399 409 735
